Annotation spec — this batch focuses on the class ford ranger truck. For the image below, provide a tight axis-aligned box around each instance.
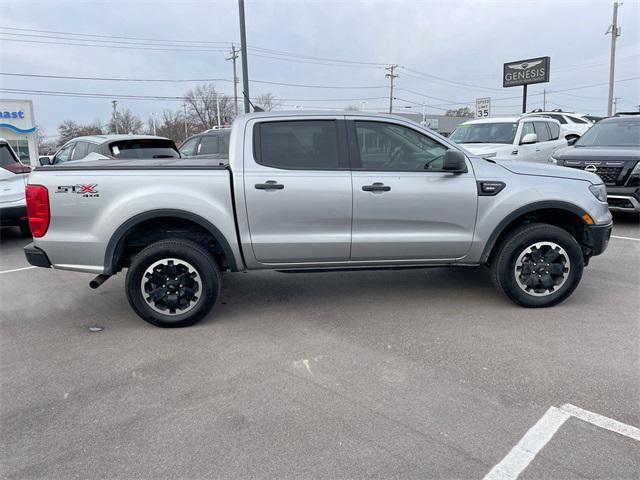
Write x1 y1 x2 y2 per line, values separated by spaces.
24 112 613 328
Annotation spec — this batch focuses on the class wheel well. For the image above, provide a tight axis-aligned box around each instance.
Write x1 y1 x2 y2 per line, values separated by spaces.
110 216 231 273
485 208 587 265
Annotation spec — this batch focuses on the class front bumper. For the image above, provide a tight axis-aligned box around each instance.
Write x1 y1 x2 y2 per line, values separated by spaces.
24 243 52 268
583 222 613 257
0 205 28 227
606 186 640 213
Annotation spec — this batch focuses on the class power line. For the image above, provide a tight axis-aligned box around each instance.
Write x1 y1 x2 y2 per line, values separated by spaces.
0 71 387 89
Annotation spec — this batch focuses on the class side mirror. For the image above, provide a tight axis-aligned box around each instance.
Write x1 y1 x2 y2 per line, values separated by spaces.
442 150 467 173
521 133 538 145
38 156 51 166
567 136 579 146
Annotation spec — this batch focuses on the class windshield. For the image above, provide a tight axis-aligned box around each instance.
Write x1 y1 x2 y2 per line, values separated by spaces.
575 120 640 147
108 139 180 159
450 122 517 144
0 144 19 166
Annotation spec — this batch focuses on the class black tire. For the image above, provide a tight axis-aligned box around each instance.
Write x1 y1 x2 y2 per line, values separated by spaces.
19 221 32 238
490 223 584 308
125 238 221 327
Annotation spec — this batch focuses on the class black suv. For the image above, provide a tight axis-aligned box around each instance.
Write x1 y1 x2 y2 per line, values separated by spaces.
179 128 231 158
552 115 640 213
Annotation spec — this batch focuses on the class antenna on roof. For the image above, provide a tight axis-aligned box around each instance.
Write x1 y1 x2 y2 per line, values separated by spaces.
243 91 264 112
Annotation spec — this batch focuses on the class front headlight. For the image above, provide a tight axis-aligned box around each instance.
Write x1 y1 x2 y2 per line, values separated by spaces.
631 162 640 176
589 184 607 203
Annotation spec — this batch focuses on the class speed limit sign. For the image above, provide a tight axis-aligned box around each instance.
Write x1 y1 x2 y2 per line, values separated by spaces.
475 97 491 118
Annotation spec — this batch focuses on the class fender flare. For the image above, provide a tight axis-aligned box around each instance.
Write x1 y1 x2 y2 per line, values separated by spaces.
479 200 588 263
103 209 239 274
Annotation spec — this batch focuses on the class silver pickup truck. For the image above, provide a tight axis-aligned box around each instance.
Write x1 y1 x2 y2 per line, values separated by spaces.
24 112 613 327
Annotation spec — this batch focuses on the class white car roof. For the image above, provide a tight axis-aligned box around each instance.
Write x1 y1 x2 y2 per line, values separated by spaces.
460 116 559 126
66 134 171 145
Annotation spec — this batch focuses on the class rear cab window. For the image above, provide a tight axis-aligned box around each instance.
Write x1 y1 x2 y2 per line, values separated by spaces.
254 120 344 170
108 139 180 159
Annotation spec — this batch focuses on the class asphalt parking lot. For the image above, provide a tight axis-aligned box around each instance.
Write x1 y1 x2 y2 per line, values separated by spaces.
1 215 639 479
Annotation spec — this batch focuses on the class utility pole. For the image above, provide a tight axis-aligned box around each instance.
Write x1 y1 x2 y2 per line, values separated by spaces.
226 44 240 116
151 112 157 136
182 102 188 139
385 64 398 114
216 93 222 127
238 0 251 113
543 89 547 111
421 101 427 125
606 1 622 117
111 100 118 134
613 96 622 114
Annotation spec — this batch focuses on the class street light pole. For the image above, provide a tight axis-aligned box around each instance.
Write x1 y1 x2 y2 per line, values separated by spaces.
238 0 251 113
606 1 622 117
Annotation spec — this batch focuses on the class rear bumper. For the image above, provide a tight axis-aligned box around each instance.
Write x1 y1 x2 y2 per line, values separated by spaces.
24 243 52 268
606 187 640 213
583 222 613 257
0 205 28 227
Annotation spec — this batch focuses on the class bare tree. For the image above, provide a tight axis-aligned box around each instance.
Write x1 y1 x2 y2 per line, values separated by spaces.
108 108 143 134
445 107 474 117
57 120 104 146
254 93 281 111
152 109 192 144
184 83 234 132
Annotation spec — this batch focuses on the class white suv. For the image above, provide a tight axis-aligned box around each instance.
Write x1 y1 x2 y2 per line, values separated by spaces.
526 110 593 142
449 117 567 163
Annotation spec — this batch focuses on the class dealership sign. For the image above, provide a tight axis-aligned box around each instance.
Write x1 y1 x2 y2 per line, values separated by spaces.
503 56 550 88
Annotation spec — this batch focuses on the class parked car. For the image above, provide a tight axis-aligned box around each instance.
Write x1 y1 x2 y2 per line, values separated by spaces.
24 111 611 327
449 116 566 163
42 135 180 165
179 128 230 158
526 109 593 142
552 115 640 213
0 138 31 237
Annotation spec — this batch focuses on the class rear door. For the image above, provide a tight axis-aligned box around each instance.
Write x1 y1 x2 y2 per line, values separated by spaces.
243 118 352 264
532 121 559 163
348 119 477 261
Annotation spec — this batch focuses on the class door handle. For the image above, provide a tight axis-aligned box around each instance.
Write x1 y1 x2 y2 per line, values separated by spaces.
362 182 391 192
255 180 284 190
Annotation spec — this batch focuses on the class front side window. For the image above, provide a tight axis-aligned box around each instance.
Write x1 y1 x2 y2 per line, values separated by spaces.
199 135 219 155
256 120 340 170
355 121 448 171
520 122 535 142
180 137 199 156
576 120 640 147
548 114 567 124
450 122 517 145
533 122 551 142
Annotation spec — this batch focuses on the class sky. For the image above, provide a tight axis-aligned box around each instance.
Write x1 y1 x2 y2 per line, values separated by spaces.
0 0 638 139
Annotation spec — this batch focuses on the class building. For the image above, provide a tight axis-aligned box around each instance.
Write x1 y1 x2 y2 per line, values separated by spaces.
386 112 473 136
0 99 38 165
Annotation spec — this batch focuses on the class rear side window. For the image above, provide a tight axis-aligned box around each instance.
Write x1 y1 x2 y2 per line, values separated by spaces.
255 120 340 170
548 122 560 140
0 144 18 166
199 135 220 155
71 141 89 161
548 114 567 124
533 122 551 142
109 139 180 159
567 116 588 124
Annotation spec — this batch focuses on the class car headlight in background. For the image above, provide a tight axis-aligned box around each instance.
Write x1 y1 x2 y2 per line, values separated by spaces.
631 161 640 176
589 184 607 203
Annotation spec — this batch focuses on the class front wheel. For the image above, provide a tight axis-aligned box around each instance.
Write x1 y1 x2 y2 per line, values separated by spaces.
490 223 584 308
125 238 221 327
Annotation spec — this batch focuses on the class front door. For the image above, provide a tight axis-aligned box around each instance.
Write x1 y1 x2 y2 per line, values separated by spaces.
243 118 352 264
349 120 477 261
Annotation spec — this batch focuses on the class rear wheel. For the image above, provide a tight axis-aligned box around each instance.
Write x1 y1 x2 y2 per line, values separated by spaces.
125 238 221 327
490 223 584 308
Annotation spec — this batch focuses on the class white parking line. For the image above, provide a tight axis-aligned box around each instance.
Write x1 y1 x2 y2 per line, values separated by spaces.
483 403 640 480
612 235 640 242
0 266 36 275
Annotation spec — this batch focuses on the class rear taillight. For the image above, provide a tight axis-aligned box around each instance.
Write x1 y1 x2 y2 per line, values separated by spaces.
1 163 31 174
25 184 50 237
